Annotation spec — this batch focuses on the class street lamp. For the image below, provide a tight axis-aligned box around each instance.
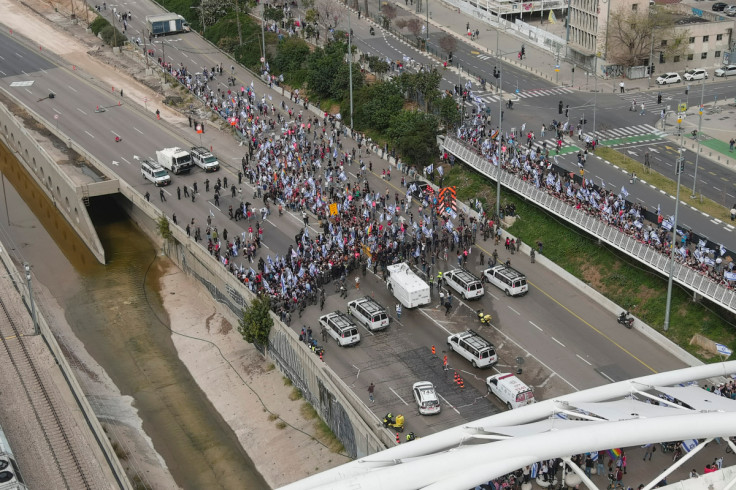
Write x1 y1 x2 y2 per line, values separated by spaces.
24 263 38 336
664 117 685 332
691 79 706 198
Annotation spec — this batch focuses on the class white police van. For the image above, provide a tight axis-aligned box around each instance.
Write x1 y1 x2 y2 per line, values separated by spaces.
483 264 528 297
486 373 536 410
444 269 485 300
348 296 389 331
141 159 171 186
319 311 361 346
447 330 497 368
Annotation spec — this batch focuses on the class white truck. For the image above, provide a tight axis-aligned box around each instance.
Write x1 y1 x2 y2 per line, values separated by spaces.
386 263 431 308
156 147 193 175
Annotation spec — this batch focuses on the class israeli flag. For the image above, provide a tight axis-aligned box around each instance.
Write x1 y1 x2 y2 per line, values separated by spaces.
426 164 433 174
438 166 444 176
717 343 733 356
725 271 736 281
720 244 727 256
620 186 629 198
531 462 538 479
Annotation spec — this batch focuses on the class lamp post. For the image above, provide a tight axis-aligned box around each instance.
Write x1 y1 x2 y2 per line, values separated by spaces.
664 117 685 332
348 11 354 129
24 263 38 336
496 69 503 220
691 80 705 198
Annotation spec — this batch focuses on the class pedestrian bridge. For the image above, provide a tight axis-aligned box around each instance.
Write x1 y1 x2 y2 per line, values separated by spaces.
279 362 736 490
441 136 736 316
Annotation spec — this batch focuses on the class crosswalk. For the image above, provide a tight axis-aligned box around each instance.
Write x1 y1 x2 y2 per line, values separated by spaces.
618 92 666 111
588 123 667 142
467 87 575 105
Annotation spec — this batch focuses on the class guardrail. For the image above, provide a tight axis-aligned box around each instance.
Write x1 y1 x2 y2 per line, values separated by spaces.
441 136 736 315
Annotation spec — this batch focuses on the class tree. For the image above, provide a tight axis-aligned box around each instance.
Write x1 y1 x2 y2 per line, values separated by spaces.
605 6 690 68
156 215 173 240
316 0 343 29
381 3 397 29
238 294 274 346
405 18 423 42
264 4 284 23
386 110 438 165
273 36 310 80
350 81 404 132
439 34 456 60
430 94 460 129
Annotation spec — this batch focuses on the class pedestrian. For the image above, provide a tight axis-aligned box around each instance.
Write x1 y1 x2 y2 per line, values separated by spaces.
439 290 444 308
188 115 192 127
355 276 360 289
159 188 166 201
615 467 623 486
176 186 181 199
640 102 645 116
619 81 625 93
621 450 627 474
396 303 402 320
689 469 699 479
156 109 160 120
597 450 606 476
444 300 451 316
144 191 150 202
205 179 210 192
730 138 735 152
368 382 375 403
172 213 177 225
214 193 219 206
643 443 655 461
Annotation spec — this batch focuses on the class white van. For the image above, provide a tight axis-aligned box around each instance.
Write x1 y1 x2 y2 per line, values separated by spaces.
141 160 171 186
387 263 431 308
483 264 528 297
348 296 389 331
444 269 484 300
485 373 536 410
447 330 497 368
319 311 361 346
190 146 220 172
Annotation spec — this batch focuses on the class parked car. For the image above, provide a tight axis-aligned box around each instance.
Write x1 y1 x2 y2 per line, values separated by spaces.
712 2 728 11
656 72 682 85
413 382 441 415
715 64 736 77
724 5 736 14
684 68 709 81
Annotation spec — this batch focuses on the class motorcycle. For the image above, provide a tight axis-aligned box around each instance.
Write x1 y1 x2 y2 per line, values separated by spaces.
382 413 404 432
369 27 375 36
477 310 492 325
617 311 634 329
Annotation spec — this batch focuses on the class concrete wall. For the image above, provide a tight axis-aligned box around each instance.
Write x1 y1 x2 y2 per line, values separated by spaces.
0 100 106 263
115 184 387 459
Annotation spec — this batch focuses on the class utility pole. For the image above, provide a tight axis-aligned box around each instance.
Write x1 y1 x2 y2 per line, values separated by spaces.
664 122 685 332
496 69 503 219
24 263 38 336
348 11 354 129
592 57 597 138
425 0 429 52
261 2 267 70
691 80 705 198
235 0 243 45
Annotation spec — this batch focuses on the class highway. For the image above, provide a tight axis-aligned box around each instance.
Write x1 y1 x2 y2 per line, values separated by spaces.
0 24 693 442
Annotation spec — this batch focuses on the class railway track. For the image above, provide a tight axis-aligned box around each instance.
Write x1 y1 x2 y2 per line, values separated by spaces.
0 292 93 490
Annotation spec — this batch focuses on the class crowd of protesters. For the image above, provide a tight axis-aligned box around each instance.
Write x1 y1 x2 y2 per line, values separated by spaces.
454 115 736 290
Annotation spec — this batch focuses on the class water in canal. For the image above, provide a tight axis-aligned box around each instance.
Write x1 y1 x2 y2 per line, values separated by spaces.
0 144 268 489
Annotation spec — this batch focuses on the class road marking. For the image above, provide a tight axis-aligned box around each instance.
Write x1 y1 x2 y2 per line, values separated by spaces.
389 387 409 405
528 280 657 373
76 107 87 115
52 108 62 115
417 308 453 335
110 130 121 139
529 321 542 332
507 305 520 315
576 354 592 366
121 157 131 165
489 323 577 391
436 392 460 414
551 337 566 348
67 85 78 93
134 127 144 134
600 371 616 383
488 292 499 300
84 130 95 138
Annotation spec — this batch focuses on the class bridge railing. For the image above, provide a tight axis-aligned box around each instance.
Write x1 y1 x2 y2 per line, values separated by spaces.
441 136 736 315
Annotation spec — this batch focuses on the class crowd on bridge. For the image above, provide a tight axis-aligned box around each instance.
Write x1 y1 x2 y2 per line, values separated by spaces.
454 118 736 290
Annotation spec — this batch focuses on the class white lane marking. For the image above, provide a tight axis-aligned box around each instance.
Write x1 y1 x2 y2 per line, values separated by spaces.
417 308 452 335
507 305 520 315
576 354 592 366
84 130 95 138
488 292 499 300
25 88 32 94
389 387 409 405
134 127 144 134
600 371 615 383
551 337 566 348
489 324 577 391
437 392 460 414
67 85 78 93
121 157 131 165
110 130 121 139
76 108 87 115
529 321 542 332
52 108 62 114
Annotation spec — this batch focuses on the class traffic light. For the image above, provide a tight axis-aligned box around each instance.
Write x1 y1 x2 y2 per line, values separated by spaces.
558 100 563 114
657 93 662 104
651 63 655 75
676 157 685 175
521 46 525 57
448 52 453 62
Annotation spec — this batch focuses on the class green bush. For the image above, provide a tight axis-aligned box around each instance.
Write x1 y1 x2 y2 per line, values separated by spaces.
100 25 126 47
90 17 109 35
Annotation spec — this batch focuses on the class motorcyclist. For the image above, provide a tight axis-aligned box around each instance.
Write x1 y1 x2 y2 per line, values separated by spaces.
619 311 629 323
369 26 375 35
406 432 416 442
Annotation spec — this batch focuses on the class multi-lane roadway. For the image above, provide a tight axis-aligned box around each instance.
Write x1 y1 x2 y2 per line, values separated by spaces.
0 21 694 442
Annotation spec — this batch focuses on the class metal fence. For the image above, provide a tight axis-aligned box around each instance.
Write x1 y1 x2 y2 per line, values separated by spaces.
441 136 736 315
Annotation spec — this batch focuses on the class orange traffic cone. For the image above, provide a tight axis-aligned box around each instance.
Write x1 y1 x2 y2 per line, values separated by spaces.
431 345 436 355
456 375 462 386
319 351 324 362
396 433 400 444
459 378 465 389
453 371 458 383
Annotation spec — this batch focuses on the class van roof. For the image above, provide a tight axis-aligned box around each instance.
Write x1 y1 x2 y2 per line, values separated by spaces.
489 265 525 280
446 269 480 283
451 330 495 351
495 373 532 391
350 296 385 314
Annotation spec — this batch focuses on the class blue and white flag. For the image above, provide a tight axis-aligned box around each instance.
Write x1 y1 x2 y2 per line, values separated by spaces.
530 462 538 479
681 439 699 453
425 164 433 175
720 244 727 256
438 166 444 176
716 343 733 356
620 186 629 198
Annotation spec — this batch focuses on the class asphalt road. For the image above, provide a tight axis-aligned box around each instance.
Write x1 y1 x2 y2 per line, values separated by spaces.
0 27 693 441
